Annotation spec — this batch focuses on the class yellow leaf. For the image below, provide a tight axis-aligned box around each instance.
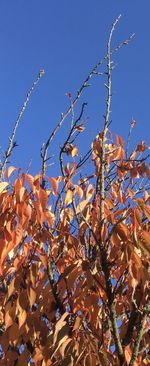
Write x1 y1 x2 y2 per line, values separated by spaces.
0 182 8 193
76 199 88 214
86 184 94 200
65 190 73 205
71 146 78 157
74 185 83 200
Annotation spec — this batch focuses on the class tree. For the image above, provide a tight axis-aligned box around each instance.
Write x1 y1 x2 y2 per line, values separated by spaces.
0 16 149 366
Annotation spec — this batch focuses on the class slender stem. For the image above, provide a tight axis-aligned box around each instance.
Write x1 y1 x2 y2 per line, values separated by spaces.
98 15 124 363
59 102 87 176
41 31 134 182
0 70 44 181
129 296 150 366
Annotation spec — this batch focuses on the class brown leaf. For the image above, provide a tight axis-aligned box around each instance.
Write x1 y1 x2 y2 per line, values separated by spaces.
53 312 69 346
72 316 81 331
59 337 72 359
8 323 19 344
18 309 27 328
136 140 146 152
67 266 82 289
28 287 36 307
5 304 14 329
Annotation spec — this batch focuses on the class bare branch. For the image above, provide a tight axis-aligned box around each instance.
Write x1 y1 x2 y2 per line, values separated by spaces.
59 102 87 176
129 295 150 366
97 15 124 362
41 30 134 183
0 70 45 181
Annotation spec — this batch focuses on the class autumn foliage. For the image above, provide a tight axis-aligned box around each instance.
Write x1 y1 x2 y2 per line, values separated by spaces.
0 17 149 366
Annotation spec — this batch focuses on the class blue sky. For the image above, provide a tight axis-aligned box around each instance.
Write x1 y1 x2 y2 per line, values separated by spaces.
0 1 149 177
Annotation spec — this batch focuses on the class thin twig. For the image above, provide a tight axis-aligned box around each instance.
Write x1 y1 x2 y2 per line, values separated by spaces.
129 295 150 366
97 15 125 363
41 31 134 183
47 242 65 315
59 102 87 176
125 118 136 159
0 70 45 181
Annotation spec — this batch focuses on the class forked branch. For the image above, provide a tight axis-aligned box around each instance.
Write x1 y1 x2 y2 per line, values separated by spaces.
41 29 134 183
129 295 150 366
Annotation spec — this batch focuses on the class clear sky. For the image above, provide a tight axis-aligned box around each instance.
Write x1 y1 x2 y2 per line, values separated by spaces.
0 1 149 176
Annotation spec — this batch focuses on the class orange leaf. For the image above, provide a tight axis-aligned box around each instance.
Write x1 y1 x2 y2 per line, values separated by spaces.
14 179 25 202
49 177 58 195
116 134 124 147
5 166 16 179
116 223 129 241
128 188 134 198
5 302 15 329
70 163 77 176
73 316 81 331
24 173 34 191
39 188 48 210
124 346 131 364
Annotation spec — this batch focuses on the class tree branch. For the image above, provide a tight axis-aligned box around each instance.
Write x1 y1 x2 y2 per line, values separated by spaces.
40 30 134 183
0 70 44 181
59 102 87 176
47 243 65 316
97 15 125 363
129 295 150 366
